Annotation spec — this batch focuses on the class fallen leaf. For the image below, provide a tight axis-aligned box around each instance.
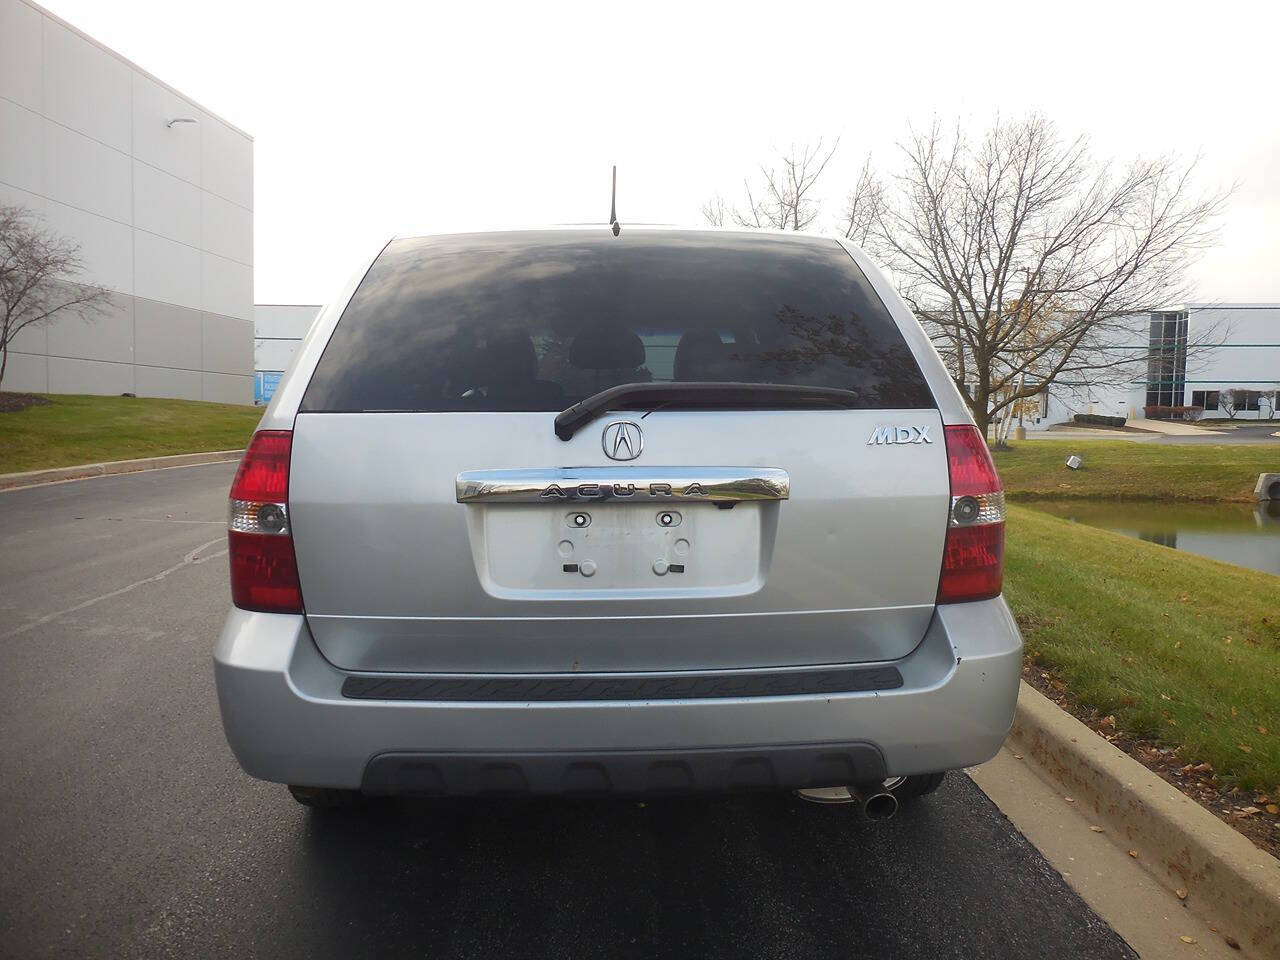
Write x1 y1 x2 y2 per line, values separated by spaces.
1259 726 1269 735
1237 744 1253 754
1266 804 1279 815
1160 693 1172 701
1089 825 1104 833
1175 887 1188 900
1180 935 1196 944
1238 806 1261 817
1174 641 1182 649
1231 707 1238 717
1064 796 1075 803
1128 849 1139 858
1013 754 1023 760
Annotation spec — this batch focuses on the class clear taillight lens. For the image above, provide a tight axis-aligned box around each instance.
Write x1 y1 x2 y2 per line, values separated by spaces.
938 424 1005 603
228 430 303 613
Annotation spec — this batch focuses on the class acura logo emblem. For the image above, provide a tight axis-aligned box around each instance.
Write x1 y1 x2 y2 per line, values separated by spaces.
602 420 643 461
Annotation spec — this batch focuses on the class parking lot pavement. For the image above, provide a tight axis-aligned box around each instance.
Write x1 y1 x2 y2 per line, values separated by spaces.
1 464 1136 960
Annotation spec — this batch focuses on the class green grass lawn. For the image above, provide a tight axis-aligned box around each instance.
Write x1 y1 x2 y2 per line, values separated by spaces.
0 394 261 473
993 439 1278 502
1004 504 1280 790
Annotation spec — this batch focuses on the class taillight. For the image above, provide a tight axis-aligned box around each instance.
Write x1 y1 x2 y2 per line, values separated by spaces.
228 430 303 613
937 424 1005 603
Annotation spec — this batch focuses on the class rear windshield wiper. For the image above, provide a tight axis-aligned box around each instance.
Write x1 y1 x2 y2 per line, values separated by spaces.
554 381 862 440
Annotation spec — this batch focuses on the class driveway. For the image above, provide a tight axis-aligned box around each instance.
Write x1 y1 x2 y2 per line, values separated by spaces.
0 464 1137 959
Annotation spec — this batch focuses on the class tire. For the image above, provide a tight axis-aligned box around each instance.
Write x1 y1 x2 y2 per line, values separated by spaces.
287 785 363 809
889 771 947 803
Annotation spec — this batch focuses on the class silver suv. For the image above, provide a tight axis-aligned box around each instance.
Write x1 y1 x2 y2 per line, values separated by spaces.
214 227 1021 816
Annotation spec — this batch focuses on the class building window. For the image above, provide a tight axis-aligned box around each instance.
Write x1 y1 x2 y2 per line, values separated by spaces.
1191 390 1219 411
1145 311 1188 408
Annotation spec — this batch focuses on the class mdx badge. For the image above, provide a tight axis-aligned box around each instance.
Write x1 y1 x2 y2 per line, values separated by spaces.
867 425 933 445
602 420 643 461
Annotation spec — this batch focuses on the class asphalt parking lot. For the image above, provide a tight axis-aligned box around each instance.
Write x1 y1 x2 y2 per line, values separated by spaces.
0 463 1137 960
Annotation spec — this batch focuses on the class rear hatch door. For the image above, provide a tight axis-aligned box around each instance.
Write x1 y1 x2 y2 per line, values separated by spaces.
286 229 949 674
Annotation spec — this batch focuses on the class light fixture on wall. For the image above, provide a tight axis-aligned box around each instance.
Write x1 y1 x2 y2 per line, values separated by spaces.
166 117 197 128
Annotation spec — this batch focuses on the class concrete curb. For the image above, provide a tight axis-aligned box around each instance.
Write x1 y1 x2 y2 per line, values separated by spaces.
0 449 244 491
1010 680 1280 959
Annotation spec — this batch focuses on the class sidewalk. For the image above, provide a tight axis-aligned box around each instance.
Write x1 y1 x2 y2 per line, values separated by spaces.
0 449 244 491
1126 418 1227 436
972 682 1280 960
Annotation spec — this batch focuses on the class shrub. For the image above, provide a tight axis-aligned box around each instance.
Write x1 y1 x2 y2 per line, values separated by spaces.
1072 413 1126 428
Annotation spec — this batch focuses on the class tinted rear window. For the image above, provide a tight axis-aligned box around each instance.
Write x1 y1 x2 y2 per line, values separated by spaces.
300 230 934 412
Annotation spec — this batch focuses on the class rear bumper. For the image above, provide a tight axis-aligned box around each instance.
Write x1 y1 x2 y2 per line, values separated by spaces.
213 598 1022 794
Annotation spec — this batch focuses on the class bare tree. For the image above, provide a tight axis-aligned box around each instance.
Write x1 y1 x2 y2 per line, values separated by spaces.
703 139 840 231
700 195 729 227
839 154 884 246
862 116 1229 435
1218 388 1246 419
1 204 109 389
1219 387 1275 420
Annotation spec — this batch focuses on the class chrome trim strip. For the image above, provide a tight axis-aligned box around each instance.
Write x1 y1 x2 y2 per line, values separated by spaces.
456 467 790 504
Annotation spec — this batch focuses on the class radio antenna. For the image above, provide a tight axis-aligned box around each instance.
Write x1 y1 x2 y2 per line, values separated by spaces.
609 166 621 237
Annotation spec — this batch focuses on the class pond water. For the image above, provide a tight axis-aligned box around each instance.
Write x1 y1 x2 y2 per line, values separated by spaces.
1026 500 1280 577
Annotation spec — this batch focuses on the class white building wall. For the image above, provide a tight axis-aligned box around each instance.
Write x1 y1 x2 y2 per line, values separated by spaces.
253 304 320 372
253 304 320 403
1035 304 1280 428
1186 305 1280 412
0 0 254 403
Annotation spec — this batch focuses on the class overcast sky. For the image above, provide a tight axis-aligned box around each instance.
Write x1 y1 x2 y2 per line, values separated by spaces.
39 0 1280 305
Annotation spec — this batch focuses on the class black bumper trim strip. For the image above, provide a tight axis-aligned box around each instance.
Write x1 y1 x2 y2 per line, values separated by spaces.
340 665 903 702
361 741 888 796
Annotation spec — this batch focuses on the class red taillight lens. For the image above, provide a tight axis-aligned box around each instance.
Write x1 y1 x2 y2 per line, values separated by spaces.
229 531 303 613
938 424 1005 603
229 430 291 501
944 422 1001 496
228 430 303 614
937 521 1005 604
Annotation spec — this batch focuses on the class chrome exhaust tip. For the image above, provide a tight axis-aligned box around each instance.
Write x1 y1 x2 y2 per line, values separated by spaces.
851 785 899 821
794 782 900 820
